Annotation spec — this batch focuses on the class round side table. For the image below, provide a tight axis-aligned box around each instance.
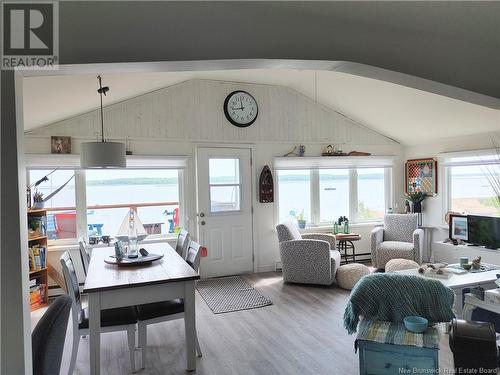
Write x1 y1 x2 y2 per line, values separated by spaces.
336 234 362 264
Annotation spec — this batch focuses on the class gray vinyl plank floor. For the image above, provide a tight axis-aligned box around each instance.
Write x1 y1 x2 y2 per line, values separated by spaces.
31 272 454 375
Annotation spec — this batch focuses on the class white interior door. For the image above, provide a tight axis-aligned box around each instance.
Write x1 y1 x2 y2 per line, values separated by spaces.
196 147 253 278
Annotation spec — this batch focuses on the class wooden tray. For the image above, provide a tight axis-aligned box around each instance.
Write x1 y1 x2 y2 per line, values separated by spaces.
104 253 164 266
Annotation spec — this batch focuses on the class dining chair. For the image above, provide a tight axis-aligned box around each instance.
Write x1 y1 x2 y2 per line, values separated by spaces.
78 237 90 276
32 295 72 375
136 241 203 369
60 251 138 374
175 229 191 258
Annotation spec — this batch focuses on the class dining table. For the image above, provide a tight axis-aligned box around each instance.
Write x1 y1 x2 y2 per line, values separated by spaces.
83 242 200 375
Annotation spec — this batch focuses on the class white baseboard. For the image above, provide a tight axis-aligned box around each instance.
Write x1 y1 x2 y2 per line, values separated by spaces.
256 265 275 273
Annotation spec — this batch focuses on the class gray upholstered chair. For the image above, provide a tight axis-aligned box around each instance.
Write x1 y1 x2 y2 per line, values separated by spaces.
276 222 340 285
32 295 72 375
370 214 424 269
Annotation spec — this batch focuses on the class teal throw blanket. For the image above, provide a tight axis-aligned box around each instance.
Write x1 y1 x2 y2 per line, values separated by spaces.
343 273 455 334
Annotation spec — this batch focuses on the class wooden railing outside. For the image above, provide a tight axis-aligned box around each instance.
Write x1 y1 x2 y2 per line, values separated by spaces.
45 201 179 212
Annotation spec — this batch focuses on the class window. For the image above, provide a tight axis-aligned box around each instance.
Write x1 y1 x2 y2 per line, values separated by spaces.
86 169 181 237
277 165 390 227
208 158 241 212
28 169 76 240
319 169 349 223
449 165 500 216
277 170 311 223
356 168 385 221
26 155 187 244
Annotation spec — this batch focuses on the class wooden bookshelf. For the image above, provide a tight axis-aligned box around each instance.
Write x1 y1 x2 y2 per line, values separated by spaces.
28 209 49 311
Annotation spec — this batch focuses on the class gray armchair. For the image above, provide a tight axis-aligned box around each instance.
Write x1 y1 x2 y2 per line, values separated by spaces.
276 222 340 285
370 214 424 269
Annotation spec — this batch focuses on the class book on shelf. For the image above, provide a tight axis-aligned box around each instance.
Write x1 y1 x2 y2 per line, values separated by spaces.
28 245 47 271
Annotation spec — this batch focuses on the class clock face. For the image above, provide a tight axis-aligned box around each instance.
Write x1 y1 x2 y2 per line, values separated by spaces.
223 91 258 128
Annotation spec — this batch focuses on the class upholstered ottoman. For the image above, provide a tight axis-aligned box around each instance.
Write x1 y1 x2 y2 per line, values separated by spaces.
336 263 371 290
385 258 420 273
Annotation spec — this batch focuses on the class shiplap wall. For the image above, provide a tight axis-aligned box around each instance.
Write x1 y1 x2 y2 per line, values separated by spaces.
27 79 396 145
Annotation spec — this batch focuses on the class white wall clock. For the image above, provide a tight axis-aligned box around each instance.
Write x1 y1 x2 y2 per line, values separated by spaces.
223 90 258 128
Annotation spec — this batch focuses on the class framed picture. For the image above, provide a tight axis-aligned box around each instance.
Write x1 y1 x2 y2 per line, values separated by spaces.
449 214 468 241
405 158 437 196
51 136 71 154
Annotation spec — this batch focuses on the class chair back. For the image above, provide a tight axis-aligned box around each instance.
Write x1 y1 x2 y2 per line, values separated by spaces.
60 251 82 314
32 295 72 375
383 214 418 243
176 229 191 258
276 222 302 242
185 240 202 272
78 237 90 276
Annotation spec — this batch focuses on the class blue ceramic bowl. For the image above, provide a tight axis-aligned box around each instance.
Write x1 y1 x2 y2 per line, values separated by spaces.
404 316 428 333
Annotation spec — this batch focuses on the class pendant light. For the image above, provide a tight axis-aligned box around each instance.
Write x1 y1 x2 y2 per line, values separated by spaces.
80 75 126 168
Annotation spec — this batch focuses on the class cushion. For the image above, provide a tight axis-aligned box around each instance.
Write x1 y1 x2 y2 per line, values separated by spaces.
376 241 415 269
336 263 371 290
276 222 302 242
385 258 420 273
383 214 418 243
136 299 185 321
330 250 341 275
79 306 137 329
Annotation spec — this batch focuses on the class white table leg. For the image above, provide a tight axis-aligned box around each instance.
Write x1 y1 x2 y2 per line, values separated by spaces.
184 280 196 371
89 292 101 375
452 289 462 317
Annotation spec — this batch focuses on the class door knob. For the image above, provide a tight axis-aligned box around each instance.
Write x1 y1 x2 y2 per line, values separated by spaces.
201 220 206 225
199 212 205 218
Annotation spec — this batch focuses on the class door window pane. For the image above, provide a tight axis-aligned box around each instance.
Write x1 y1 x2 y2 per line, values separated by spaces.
210 186 241 212
450 165 500 216
86 169 180 237
208 158 241 213
357 168 385 221
29 169 76 240
319 169 349 223
209 158 240 184
277 170 311 224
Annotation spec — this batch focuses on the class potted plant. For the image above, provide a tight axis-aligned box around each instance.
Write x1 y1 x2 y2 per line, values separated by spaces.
404 191 426 213
296 210 306 229
33 191 45 209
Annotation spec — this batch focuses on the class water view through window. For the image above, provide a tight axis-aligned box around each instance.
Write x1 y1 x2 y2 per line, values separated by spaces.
450 165 500 216
86 169 180 237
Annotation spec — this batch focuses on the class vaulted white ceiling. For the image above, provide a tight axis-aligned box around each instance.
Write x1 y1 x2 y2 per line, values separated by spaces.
23 69 500 146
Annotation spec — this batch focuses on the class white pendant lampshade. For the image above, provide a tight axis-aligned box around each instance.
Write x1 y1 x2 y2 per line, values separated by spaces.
80 141 126 168
80 75 126 169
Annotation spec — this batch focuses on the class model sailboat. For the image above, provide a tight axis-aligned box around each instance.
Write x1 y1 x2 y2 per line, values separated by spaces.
116 209 148 242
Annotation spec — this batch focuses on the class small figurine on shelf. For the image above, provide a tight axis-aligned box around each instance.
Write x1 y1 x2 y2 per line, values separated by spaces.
323 145 334 156
298 145 305 157
472 256 482 270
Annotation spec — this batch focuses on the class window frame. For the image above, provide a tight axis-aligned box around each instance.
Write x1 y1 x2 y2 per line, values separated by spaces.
442 149 500 220
275 164 393 228
26 155 188 246
207 157 242 214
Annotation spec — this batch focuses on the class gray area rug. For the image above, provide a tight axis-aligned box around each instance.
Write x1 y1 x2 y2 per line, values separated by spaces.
196 276 273 314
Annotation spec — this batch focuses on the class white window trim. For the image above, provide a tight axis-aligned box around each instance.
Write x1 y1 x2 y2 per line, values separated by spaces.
26 155 188 246
274 161 393 227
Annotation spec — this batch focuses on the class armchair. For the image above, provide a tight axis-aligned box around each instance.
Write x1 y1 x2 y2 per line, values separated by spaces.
370 214 424 269
276 222 340 285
